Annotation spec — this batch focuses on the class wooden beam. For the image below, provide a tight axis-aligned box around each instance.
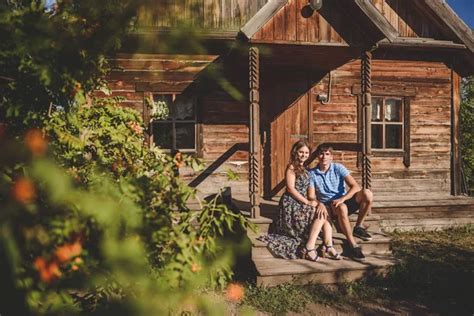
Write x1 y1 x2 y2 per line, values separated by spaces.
378 38 466 50
451 70 461 195
240 0 287 40
403 97 411 168
352 83 417 97
361 50 372 190
249 46 261 218
352 0 398 42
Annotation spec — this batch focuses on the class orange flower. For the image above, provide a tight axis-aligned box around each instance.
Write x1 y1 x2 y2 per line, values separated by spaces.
71 265 79 271
34 257 62 283
74 257 83 264
225 283 244 302
191 263 201 273
11 178 36 204
55 240 82 263
24 129 47 156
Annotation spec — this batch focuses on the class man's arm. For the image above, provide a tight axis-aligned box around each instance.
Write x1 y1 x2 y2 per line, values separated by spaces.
332 174 360 209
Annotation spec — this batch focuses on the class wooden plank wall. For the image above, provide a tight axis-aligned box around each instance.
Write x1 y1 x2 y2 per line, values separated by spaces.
99 54 217 113
98 53 250 197
370 0 447 39
310 65 359 179
311 60 453 200
252 0 361 44
137 0 268 30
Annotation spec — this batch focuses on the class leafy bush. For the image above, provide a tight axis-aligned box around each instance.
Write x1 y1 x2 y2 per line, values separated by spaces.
461 76 474 194
0 2 252 314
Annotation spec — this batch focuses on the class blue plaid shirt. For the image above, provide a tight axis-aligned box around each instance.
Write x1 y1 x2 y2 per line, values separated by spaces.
309 163 350 203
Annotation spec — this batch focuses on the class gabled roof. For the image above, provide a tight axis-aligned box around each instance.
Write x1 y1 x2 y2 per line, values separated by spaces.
421 0 474 53
240 0 473 53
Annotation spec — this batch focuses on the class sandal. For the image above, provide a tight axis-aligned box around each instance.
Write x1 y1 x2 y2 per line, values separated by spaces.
322 245 342 260
301 246 320 262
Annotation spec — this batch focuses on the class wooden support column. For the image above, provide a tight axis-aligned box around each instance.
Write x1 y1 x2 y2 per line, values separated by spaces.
361 51 372 190
249 46 261 218
451 70 461 195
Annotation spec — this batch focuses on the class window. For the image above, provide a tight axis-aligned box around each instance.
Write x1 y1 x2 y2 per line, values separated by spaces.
151 94 196 152
371 97 404 150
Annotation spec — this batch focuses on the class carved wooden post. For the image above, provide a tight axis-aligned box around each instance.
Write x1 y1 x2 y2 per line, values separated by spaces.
249 46 261 218
361 51 372 190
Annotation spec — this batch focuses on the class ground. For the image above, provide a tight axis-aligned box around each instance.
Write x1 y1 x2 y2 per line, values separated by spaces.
228 225 474 315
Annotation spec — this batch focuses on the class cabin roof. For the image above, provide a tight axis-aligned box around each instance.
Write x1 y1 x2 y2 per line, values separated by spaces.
238 0 473 75
241 0 473 52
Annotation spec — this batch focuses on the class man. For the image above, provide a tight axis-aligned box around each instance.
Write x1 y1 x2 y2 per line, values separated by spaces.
308 144 373 261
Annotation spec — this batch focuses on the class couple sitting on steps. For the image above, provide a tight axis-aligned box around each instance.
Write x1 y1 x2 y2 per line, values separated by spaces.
259 140 373 262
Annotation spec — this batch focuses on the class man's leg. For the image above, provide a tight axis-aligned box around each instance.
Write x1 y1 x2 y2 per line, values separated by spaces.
354 189 373 227
352 189 374 241
333 203 357 248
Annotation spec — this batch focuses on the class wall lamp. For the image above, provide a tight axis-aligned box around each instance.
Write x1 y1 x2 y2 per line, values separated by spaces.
309 0 323 11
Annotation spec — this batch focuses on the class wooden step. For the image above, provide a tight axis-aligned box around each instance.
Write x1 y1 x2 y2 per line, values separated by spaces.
249 213 382 235
255 253 398 286
249 231 392 260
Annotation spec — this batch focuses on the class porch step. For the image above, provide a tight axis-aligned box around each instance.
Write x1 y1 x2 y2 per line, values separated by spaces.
254 253 398 286
374 196 474 231
249 213 382 235
249 231 391 260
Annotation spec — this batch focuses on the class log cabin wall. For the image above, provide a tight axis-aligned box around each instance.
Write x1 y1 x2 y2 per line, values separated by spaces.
312 59 453 200
100 53 250 198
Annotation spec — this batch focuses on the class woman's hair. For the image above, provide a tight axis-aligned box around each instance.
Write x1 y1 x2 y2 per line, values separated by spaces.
289 139 311 176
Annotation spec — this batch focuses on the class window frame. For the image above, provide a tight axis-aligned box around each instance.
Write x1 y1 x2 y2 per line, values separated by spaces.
371 96 405 152
150 93 197 153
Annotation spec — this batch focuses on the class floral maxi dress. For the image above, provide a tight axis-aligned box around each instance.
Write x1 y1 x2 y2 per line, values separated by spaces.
258 170 316 259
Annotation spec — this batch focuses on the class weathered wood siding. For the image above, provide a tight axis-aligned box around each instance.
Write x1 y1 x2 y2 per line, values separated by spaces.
370 0 448 39
99 54 217 113
311 59 453 199
252 0 363 45
99 53 250 197
137 0 268 31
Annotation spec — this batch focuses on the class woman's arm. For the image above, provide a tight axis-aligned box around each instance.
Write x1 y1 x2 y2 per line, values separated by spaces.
285 166 315 206
308 185 327 219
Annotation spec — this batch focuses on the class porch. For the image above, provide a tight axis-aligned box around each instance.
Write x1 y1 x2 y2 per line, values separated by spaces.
231 190 474 286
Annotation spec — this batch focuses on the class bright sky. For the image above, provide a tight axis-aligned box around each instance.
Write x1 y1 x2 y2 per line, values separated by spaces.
447 0 474 28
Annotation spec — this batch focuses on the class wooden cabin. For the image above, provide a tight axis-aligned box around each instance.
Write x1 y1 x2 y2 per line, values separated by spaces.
102 0 474 284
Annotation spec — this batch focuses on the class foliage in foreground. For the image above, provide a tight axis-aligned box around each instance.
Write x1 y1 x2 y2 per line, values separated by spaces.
1 100 251 315
243 226 474 315
0 1 252 314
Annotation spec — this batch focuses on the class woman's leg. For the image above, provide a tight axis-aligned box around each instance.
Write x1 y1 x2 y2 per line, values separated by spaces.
322 220 341 259
305 217 325 251
322 220 333 245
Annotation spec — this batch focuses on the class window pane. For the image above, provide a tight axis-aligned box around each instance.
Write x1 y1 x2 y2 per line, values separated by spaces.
385 99 402 122
174 96 195 120
153 122 173 149
152 95 172 120
371 98 383 122
371 124 383 148
175 123 195 149
386 124 402 149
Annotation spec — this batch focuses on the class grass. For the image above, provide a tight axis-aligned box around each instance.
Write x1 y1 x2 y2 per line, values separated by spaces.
242 225 474 315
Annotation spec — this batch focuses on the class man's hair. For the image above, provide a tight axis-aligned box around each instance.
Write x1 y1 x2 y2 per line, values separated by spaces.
316 144 334 155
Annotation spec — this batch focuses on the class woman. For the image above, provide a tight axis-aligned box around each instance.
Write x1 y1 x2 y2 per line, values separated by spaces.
259 140 341 261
